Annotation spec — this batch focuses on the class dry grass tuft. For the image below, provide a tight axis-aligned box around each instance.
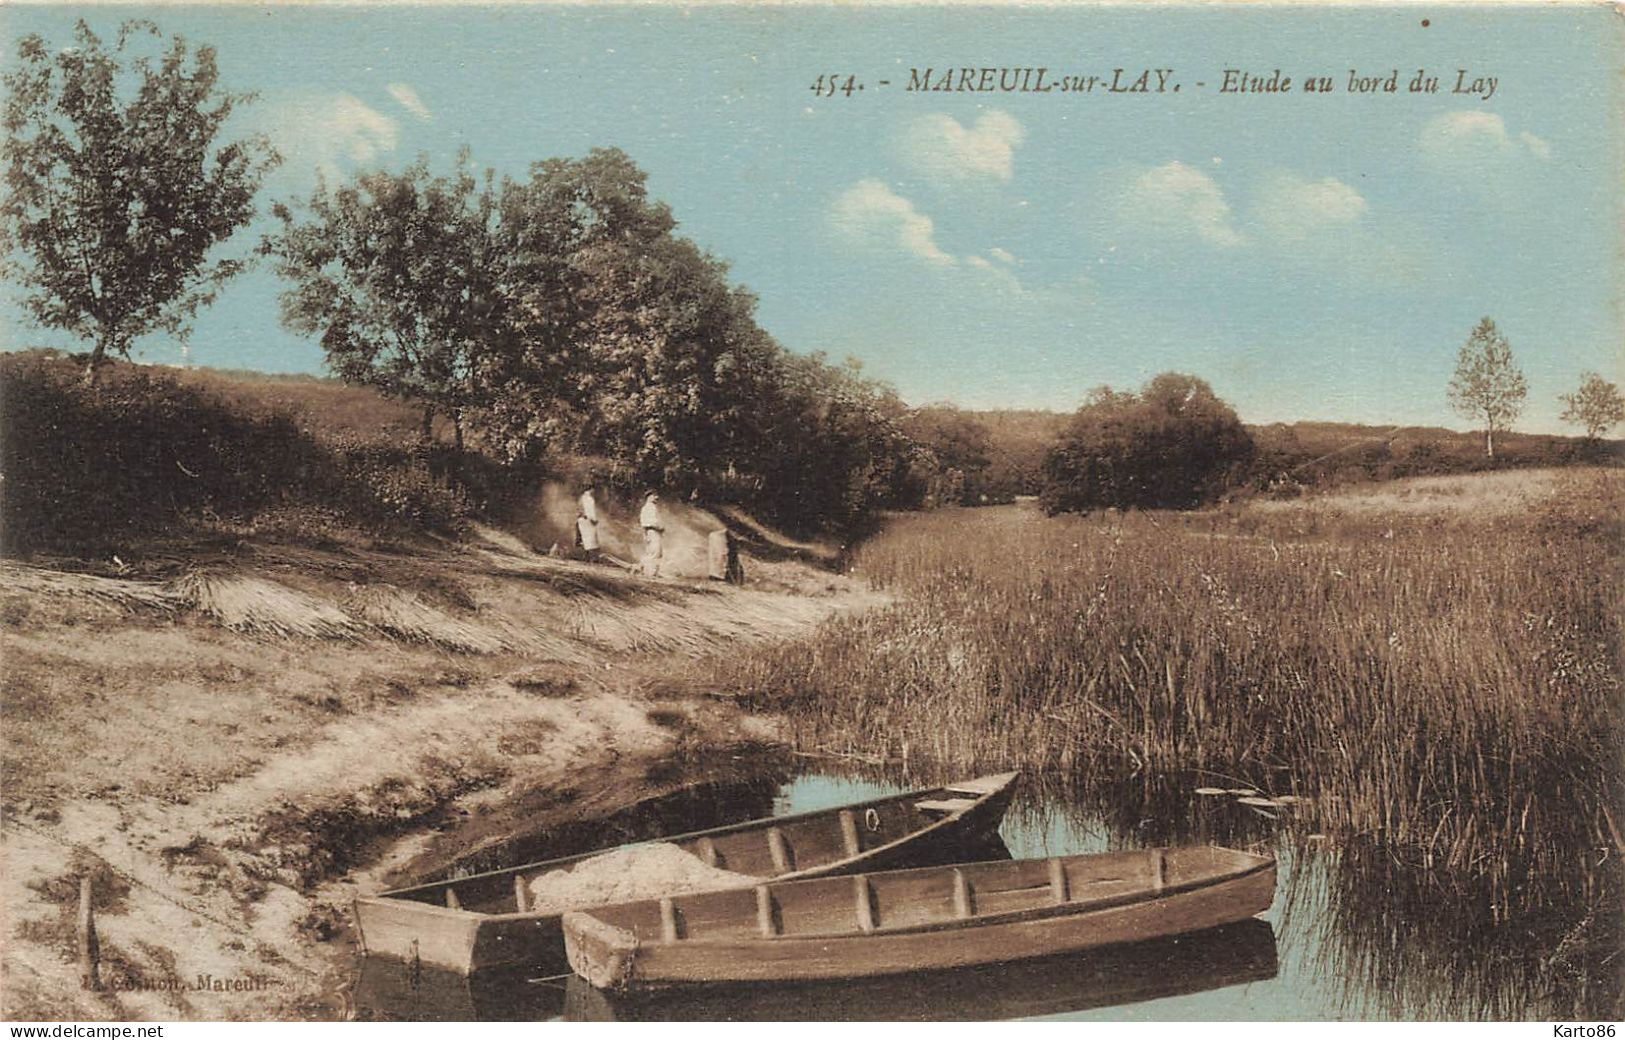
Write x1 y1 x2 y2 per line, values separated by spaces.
171 573 362 640
344 584 506 654
0 564 182 612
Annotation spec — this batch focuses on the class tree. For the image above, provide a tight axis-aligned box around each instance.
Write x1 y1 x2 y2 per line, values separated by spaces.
265 154 501 450
478 148 795 493
1 20 277 384
1559 371 1625 441
1447 317 1527 459
1041 373 1253 514
901 405 993 506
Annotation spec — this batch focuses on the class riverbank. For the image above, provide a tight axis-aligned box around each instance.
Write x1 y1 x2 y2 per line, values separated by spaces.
0 525 878 1021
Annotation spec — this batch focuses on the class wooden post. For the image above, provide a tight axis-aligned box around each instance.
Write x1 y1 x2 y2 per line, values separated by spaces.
513 875 528 913
1048 857 1070 905
755 885 778 938
1150 849 1166 892
767 827 792 874
951 869 974 919
659 897 679 942
78 876 100 991
838 810 861 857
853 875 876 933
444 887 461 910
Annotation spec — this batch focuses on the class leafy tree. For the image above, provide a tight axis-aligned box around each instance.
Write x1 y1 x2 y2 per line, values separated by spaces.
265 154 501 450
474 149 678 462
902 405 993 506
1559 371 1625 441
1447 317 1527 459
1 20 277 384
748 353 916 531
1041 373 1253 514
479 148 824 499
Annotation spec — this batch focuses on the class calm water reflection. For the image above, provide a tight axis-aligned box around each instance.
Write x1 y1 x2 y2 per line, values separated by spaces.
352 765 1621 1021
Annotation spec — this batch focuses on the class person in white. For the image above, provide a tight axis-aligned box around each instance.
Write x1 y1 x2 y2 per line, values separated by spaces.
639 491 664 577
576 482 600 560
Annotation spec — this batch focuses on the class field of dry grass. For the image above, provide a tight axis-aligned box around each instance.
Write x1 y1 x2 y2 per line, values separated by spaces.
1249 467 1582 517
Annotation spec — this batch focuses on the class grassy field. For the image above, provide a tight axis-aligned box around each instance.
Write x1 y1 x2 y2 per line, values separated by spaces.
709 468 1623 920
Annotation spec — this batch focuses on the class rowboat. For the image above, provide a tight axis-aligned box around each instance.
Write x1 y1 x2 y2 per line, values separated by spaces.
355 771 1019 974
563 845 1275 991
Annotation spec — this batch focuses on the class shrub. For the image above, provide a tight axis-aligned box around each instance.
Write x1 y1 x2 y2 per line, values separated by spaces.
1041 373 1254 513
2 353 313 551
0 353 477 553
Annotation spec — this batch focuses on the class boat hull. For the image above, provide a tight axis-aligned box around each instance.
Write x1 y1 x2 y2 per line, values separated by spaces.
565 848 1275 991
561 918 1278 1021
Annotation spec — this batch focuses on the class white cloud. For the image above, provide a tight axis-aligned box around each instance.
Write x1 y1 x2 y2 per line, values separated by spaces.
902 110 1026 184
322 95 398 164
1120 161 1243 247
989 247 1015 265
830 179 953 265
1420 111 1551 165
1518 130 1552 161
386 83 433 122
266 93 400 181
1252 173 1368 243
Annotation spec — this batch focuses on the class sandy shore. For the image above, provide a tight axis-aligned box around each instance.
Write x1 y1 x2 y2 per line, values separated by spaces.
0 527 877 1021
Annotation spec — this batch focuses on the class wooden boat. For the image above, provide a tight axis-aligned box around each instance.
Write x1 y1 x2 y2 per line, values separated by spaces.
355 771 1018 974
562 918 1278 1021
563 844 1275 991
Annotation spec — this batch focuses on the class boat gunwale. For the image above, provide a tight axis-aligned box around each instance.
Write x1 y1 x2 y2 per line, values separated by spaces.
567 846 1276 947
363 771 1019 911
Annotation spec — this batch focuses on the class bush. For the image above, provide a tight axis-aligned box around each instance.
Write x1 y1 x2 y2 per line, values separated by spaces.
1041 373 1254 514
0 353 478 553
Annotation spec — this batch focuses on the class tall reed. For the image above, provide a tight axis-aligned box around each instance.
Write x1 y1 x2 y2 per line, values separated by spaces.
712 471 1624 917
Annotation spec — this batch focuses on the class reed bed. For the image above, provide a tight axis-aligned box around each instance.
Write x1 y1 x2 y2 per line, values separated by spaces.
712 471 1624 918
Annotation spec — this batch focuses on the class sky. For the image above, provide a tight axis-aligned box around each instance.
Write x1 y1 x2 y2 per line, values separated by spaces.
1 3 1619 432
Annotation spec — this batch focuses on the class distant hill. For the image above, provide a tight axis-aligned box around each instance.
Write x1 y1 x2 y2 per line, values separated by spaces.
967 407 1621 498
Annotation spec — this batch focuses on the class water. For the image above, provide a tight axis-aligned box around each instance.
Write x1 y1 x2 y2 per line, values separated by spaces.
353 764 1620 1021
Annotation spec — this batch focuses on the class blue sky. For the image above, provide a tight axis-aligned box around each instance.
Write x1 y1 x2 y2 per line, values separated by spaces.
1 4 1619 432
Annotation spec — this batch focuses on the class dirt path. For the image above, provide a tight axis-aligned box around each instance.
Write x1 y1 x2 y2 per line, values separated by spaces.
0 530 879 1021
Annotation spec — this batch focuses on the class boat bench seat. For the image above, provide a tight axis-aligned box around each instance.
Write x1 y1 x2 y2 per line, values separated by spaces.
914 797 977 814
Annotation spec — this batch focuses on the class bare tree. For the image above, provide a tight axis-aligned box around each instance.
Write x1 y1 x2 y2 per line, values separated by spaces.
1447 317 1527 459
1 20 277 384
1559 371 1625 441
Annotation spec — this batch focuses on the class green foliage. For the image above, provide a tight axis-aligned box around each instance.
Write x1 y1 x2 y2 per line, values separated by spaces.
263 153 498 446
1448 317 1527 459
760 355 918 532
901 405 994 506
266 146 915 533
1 20 277 382
1041 373 1254 513
1560 371 1625 441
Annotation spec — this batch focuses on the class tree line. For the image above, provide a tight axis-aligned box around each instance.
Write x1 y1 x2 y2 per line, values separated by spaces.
2 21 1619 535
